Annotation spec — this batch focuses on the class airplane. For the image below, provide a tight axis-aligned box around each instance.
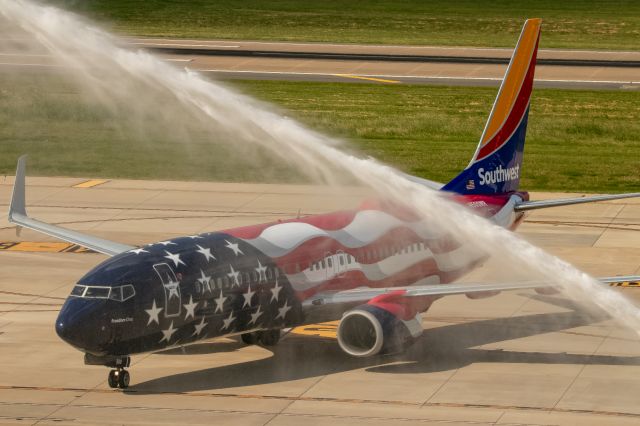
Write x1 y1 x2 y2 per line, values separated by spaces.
6 19 640 389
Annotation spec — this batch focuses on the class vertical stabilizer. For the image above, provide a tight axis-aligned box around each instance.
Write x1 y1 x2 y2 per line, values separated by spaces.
441 19 541 195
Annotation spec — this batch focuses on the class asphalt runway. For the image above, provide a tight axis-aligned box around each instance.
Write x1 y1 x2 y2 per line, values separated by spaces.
0 177 639 425
1 36 638 90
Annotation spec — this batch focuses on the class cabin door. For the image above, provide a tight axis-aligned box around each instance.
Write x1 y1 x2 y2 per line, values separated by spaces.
153 263 182 318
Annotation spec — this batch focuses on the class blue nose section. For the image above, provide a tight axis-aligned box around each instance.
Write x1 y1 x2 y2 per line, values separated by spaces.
55 298 110 355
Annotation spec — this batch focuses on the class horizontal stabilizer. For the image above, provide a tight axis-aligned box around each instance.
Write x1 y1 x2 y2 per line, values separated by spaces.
8 155 134 256
514 193 640 212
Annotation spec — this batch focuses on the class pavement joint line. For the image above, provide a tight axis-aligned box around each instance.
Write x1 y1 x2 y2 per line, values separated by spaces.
19 384 634 420
592 203 627 248
0 202 306 216
82 188 168 233
134 190 263 234
552 320 613 412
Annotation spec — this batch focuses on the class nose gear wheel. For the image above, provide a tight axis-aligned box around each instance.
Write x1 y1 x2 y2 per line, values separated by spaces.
108 368 130 389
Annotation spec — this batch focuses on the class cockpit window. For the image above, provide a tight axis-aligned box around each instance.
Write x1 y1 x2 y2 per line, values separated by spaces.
121 285 135 301
84 286 110 299
70 285 86 297
109 286 122 301
71 284 135 302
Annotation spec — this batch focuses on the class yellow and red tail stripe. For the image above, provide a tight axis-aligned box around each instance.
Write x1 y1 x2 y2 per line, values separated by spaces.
475 19 541 162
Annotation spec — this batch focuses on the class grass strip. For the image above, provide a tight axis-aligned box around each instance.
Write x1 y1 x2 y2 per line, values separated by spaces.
50 0 640 50
0 74 638 193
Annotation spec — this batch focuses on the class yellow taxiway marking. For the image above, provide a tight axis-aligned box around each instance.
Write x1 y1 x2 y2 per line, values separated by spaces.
333 74 400 84
0 241 95 253
290 320 338 339
72 179 109 188
610 281 640 287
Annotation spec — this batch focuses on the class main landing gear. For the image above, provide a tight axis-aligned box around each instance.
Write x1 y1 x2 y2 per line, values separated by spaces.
241 329 281 346
107 368 130 389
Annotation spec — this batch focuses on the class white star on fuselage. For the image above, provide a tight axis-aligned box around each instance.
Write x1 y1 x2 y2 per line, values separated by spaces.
157 240 177 246
270 280 282 302
129 248 149 255
214 289 227 313
227 265 240 287
221 311 235 330
164 250 186 268
145 299 163 325
243 284 255 308
197 269 212 293
195 245 216 262
224 240 244 256
192 317 207 336
255 260 268 282
183 295 198 320
166 281 180 299
160 321 177 343
248 306 263 326
276 300 291 320
188 235 204 239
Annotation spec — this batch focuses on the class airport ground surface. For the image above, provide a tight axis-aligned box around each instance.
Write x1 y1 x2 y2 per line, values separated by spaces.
1 36 639 90
0 177 639 425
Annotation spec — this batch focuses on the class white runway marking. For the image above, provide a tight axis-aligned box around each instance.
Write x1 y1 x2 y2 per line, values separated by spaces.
130 42 240 49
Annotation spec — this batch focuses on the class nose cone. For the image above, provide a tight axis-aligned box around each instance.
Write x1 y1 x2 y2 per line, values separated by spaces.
56 298 110 355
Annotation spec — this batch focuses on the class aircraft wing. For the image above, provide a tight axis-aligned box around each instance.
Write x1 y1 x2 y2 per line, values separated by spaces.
514 193 640 212
7 156 135 256
303 276 640 307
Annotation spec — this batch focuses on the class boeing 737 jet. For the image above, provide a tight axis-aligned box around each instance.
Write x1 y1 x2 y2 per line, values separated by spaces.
7 19 639 388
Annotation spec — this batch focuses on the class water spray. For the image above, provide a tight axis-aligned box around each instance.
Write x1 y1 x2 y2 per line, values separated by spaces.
1 0 638 332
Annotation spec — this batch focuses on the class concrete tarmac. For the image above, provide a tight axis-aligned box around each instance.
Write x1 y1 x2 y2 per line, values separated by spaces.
0 177 639 425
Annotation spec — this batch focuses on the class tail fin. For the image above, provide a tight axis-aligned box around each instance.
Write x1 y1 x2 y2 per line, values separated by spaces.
441 19 541 195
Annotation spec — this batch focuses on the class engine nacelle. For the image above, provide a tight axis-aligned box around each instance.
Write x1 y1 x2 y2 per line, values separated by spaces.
337 304 423 357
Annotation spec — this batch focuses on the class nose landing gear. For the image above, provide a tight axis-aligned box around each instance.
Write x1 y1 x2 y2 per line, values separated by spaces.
107 368 130 389
84 354 132 389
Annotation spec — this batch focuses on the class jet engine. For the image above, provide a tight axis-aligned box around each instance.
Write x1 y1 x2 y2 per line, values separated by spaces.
337 304 423 357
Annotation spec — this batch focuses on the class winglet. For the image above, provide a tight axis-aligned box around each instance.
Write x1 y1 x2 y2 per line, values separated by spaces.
6 155 134 256
9 155 28 230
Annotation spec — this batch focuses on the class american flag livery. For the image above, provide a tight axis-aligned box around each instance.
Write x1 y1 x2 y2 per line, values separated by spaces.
225 200 487 302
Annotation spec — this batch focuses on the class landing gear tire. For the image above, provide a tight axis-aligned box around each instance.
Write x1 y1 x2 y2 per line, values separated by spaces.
241 332 259 345
259 329 281 346
107 370 118 388
118 370 130 389
107 369 130 389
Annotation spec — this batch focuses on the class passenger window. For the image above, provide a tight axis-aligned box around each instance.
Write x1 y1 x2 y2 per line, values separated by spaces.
340 257 344 266
85 286 110 299
70 285 86 297
109 286 123 301
321 260 325 268
122 285 135 301
327 258 332 267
